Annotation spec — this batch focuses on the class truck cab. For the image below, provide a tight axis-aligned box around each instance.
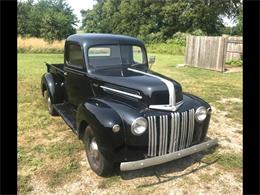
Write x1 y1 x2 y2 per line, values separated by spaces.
41 33 217 176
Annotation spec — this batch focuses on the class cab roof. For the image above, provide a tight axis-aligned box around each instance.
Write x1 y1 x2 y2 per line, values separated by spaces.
66 33 145 47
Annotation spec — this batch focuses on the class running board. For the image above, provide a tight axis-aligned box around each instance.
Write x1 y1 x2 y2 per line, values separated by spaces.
53 103 77 133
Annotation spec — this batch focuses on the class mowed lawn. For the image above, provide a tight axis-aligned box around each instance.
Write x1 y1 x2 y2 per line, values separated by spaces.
18 53 242 194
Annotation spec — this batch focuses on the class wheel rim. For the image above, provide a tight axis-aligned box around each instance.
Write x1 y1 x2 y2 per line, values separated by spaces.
47 96 52 111
88 138 101 169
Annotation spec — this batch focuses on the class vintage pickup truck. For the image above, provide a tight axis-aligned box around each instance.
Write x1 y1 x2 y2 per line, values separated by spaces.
41 33 217 176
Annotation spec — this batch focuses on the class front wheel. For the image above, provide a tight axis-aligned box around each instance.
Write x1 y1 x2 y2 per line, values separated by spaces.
83 126 113 176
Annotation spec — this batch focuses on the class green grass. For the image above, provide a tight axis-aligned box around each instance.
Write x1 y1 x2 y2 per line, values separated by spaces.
18 175 34 194
18 53 242 192
218 153 242 170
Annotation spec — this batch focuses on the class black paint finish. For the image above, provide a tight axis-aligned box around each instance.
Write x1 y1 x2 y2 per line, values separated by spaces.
41 33 212 163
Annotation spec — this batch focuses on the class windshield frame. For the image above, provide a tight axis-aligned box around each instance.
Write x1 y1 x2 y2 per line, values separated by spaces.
86 44 148 71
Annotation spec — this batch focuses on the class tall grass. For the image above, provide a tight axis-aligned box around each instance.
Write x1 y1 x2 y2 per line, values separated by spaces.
18 37 64 53
17 36 185 55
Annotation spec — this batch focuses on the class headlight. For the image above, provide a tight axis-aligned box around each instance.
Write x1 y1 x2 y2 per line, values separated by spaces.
195 106 207 122
131 117 147 135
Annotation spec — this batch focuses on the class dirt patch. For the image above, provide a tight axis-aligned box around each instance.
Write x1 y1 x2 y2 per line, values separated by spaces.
208 104 242 154
224 67 242 73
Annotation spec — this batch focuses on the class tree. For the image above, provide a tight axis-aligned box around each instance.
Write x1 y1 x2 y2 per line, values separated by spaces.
17 0 78 41
81 0 242 42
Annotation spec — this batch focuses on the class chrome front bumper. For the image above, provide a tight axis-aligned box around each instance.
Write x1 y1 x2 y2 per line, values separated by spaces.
120 139 218 171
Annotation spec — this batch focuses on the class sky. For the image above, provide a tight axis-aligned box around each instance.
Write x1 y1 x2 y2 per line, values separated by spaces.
65 0 96 28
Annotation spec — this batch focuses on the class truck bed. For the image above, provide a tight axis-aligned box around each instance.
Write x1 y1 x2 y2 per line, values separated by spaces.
46 63 65 76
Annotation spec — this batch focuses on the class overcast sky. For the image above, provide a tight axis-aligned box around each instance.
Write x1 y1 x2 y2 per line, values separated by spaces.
66 0 96 28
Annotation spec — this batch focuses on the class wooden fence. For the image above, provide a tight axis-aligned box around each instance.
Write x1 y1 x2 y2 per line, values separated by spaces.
185 36 243 72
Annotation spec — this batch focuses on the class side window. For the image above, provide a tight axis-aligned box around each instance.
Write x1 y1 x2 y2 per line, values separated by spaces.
133 46 144 64
66 43 84 68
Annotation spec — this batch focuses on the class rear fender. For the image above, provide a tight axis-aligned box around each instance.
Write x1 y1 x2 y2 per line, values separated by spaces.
41 73 64 104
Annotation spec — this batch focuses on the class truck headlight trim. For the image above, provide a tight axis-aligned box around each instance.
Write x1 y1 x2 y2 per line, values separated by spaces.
195 106 207 122
131 117 147 136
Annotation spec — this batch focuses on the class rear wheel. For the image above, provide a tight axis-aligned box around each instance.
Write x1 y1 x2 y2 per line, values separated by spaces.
83 125 113 176
44 90 58 116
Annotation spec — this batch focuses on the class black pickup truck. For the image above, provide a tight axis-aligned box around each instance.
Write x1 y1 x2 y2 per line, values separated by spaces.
41 33 217 176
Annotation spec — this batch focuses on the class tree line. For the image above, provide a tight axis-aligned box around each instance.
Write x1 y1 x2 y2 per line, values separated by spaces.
81 0 242 42
18 0 242 43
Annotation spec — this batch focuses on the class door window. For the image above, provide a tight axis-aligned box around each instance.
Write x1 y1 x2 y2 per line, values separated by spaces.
66 43 84 68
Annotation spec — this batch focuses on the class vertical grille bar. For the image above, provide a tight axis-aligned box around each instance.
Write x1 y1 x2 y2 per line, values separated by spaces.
162 116 166 155
151 116 154 156
180 112 188 150
173 112 180 151
147 116 151 156
147 109 195 157
153 116 157 156
158 116 163 156
186 109 195 147
163 115 168 155
169 113 175 153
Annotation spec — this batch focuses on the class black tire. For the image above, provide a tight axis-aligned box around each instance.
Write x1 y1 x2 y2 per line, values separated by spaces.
44 90 58 116
83 125 113 176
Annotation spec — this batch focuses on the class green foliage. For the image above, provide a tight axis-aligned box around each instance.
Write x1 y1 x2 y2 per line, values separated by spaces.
81 0 242 42
226 59 243 67
147 42 185 55
18 0 77 42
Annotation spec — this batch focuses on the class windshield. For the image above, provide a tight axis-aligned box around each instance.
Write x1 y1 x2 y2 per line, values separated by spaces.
87 45 147 68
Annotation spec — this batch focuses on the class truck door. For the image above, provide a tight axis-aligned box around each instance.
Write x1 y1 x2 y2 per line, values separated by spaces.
64 42 92 107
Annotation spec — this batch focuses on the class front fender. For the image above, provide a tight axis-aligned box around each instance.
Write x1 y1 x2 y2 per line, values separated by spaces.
41 73 64 104
76 98 127 162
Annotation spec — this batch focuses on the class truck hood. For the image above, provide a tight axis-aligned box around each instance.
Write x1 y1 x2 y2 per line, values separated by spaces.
89 67 183 106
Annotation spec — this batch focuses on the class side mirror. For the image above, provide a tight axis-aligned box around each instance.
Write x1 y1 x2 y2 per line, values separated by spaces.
148 56 156 69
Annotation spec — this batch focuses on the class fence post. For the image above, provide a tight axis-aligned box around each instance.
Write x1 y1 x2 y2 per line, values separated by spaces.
222 37 228 72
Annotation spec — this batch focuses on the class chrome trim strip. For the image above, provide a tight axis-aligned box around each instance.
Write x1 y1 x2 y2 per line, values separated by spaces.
159 116 163 156
169 113 174 153
120 139 218 171
148 117 151 156
100 85 142 99
153 116 157 156
186 109 195 147
128 68 176 110
151 116 154 156
164 115 168 155
149 101 184 112
174 112 180 151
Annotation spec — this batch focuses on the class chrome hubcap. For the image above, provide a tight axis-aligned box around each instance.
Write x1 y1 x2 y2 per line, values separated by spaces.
47 97 52 111
89 138 99 159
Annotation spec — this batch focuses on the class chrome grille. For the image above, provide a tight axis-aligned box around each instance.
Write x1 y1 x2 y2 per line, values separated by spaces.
147 109 195 157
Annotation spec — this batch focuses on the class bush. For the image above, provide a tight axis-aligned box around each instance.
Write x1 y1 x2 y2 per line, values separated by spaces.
146 42 185 55
168 32 188 47
226 59 243 67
